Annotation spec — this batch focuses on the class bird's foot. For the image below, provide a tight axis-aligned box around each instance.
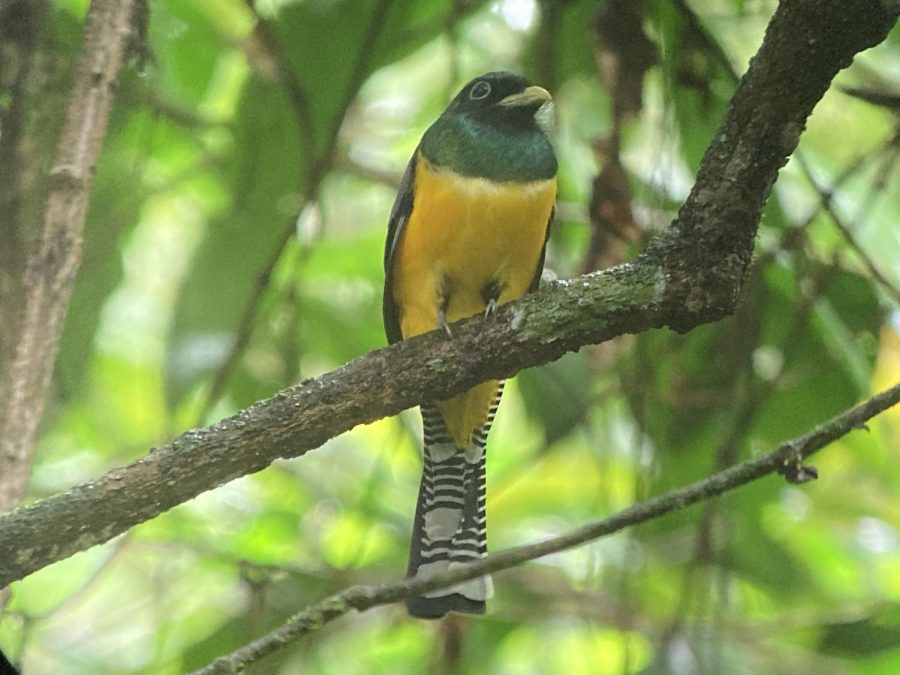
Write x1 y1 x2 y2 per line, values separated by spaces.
481 279 502 321
437 307 453 338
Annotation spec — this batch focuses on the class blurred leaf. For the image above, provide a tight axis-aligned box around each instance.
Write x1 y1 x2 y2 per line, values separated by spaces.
517 352 594 446
648 0 735 174
724 492 812 596
751 264 881 445
817 605 900 657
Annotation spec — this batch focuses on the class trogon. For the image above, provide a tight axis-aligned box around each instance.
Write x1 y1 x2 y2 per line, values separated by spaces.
383 71 557 618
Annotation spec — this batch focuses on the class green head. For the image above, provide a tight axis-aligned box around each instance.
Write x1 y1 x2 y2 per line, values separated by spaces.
420 71 557 182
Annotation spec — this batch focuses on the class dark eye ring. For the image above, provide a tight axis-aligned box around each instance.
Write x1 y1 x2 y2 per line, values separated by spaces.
469 81 491 100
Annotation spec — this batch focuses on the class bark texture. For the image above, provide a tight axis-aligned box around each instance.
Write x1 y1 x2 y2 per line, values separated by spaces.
0 0 138 513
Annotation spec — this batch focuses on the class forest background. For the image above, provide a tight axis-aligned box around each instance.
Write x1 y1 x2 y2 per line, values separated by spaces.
1 0 899 673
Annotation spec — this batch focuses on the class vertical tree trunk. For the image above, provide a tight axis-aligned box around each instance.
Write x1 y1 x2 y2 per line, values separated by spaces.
0 0 137 516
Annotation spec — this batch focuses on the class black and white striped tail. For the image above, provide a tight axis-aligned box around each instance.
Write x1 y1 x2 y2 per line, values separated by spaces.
406 383 504 619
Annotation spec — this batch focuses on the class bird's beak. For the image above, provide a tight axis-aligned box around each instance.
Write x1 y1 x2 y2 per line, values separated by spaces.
498 85 552 108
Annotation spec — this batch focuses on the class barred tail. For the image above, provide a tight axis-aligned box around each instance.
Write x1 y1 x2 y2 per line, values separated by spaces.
406 384 503 619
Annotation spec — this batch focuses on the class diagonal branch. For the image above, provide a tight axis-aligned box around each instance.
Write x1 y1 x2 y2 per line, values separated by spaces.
191 382 900 675
0 0 895 589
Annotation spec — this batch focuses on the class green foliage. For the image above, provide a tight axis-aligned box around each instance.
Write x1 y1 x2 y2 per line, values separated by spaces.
3 0 900 673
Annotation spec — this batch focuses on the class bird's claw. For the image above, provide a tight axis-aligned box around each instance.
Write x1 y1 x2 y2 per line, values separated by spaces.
437 308 453 338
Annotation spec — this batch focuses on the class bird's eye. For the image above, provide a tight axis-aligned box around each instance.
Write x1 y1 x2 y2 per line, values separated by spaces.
469 81 492 100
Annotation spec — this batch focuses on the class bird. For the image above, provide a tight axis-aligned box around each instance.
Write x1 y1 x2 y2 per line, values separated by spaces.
382 71 557 618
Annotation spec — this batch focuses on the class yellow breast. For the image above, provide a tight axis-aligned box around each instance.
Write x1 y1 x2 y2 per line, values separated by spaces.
391 155 556 447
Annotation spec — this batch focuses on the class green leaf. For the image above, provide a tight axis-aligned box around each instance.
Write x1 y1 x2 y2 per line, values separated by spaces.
517 352 594 446
817 605 900 657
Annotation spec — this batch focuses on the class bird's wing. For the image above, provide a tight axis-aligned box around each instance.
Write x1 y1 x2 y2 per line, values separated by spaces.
528 205 554 293
383 152 418 344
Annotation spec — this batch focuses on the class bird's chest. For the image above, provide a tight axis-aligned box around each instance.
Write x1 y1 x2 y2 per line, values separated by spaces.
393 165 555 337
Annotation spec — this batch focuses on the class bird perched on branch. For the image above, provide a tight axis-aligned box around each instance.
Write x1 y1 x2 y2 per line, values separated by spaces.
383 71 557 618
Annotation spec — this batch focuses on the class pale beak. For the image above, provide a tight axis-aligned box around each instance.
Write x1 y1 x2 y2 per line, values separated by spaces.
498 85 552 108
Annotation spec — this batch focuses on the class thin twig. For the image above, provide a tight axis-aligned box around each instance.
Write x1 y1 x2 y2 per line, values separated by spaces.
242 0 315 151
191 382 900 675
796 153 900 306
196 1 315 419
307 0 393 191
672 0 740 84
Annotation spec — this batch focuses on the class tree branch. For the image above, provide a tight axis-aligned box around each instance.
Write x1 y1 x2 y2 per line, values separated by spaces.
0 0 137 512
191 382 900 675
0 0 895 588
